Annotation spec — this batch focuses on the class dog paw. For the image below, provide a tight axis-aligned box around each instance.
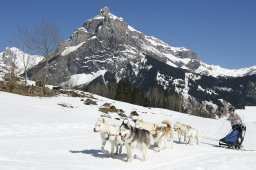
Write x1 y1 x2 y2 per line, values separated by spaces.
127 158 132 162
110 154 115 158
102 150 109 154
154 148 160 152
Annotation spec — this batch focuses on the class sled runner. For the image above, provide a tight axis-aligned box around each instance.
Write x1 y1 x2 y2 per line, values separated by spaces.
219 125 246 149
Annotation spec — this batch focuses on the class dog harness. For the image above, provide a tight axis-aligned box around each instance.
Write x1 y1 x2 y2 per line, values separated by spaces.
104 132 118 140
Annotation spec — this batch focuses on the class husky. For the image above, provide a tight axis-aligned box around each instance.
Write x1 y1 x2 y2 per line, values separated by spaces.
93 116 123 157
151 120 174 151
187 127 200 145
173 121 192 143
119 120 151 162
135 119 157 132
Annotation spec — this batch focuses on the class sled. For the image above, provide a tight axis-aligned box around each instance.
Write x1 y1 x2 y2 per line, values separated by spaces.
219 125 246 150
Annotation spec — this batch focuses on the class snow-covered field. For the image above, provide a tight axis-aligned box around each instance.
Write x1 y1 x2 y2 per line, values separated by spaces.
0 91 256 170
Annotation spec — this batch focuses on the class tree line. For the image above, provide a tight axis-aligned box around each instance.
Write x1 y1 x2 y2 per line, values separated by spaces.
85 78 220 118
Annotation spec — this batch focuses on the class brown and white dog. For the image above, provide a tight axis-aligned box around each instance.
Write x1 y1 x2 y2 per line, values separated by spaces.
151 120 174 151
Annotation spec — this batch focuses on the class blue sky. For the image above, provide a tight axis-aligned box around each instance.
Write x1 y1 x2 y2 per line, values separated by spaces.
0 0 255 69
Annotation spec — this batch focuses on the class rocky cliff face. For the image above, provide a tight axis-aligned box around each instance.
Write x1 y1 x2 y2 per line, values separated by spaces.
27 7 256 117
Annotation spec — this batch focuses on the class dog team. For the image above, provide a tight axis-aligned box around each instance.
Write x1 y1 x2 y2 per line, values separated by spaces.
93 116 200 162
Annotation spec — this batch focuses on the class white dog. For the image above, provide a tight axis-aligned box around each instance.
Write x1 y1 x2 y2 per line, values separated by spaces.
187 127 200 145
135 119 156 132
174 121 191 143
174 121 200 145
93 116 123 157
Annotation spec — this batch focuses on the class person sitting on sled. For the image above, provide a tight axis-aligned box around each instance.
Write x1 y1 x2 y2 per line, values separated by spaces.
228 107 246 145
228 107 244 130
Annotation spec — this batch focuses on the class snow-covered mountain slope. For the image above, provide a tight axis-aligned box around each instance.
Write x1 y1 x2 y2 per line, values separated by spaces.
195 62 256 77
60 70 107 88
0 47 43 79
0 91 255 170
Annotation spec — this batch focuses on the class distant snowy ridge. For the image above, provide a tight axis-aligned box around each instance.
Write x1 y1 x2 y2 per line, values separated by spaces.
144 35 256 77
197 64 256 77
0 47 43 79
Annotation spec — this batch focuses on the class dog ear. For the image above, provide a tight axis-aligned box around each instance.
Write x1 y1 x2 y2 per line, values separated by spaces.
99 117 105 123
128 124 132 130
123 118 129 125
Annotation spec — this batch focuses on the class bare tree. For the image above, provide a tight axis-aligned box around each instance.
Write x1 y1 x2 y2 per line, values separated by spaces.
30 20 62 86
15 20 62 86
4 52 19 82
7 60 17 80
15 28 33 85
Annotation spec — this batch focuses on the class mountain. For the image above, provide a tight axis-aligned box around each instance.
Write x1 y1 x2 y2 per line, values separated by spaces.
27 7 256 117
0 47 43 80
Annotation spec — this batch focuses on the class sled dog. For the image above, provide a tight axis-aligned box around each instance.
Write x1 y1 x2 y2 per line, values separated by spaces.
93 116 123 157
174 122 192 143
151 120 174 150
135 119 157 132
187 127 200 145
119 120 151 162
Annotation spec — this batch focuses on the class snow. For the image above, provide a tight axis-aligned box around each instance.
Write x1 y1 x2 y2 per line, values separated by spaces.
0 91 255 170
88 36 97 40
145 36 189 53
61 42 85 56
128 25 141 33
156 72 169 90
195 62 256 77
61 70 107 87
74 27 88 33
215 87 233 92
166 60 178 68
92 16 104 20
93 11 123 22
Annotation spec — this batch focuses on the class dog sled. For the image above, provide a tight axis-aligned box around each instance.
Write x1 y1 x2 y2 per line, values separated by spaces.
219 125 246 150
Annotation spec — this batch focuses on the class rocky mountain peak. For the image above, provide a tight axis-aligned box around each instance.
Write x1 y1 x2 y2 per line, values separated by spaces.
100 6 111 15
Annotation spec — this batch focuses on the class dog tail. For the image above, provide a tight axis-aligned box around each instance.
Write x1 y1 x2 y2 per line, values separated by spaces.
161 120 171 128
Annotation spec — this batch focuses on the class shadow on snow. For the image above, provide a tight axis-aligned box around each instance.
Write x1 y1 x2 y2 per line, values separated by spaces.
69 149 127 161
